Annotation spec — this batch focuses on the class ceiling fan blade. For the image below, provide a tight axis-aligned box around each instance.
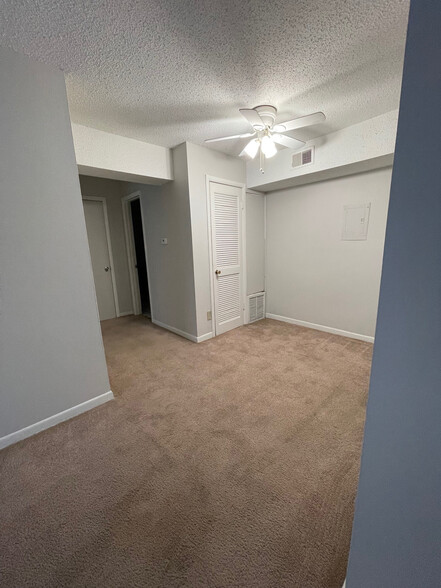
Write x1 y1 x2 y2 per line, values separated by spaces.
239 108 265 129
272 134 305 150
205 132 255 143
274 111 326 132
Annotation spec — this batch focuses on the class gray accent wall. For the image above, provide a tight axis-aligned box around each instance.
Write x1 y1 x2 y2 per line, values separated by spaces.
0 48 110 439
347 1 441 585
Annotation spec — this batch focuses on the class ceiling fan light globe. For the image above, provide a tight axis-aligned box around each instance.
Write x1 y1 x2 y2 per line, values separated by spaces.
243 139 260 159
273 124 286 133
261 135 277 158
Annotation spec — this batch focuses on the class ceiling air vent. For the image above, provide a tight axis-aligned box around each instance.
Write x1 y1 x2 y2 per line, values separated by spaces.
292 146 314 168
248 292 265 323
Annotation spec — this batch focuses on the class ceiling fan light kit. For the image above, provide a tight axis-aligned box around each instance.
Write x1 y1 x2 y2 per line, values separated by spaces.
260 135 277 158
243 138 260 159
205 105 325 173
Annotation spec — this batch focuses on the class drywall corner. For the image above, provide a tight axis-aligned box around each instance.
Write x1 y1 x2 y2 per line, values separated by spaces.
122 143 199 339
185 142 246 337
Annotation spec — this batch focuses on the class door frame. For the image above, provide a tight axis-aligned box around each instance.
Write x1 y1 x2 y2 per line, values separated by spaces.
82 196 120 318
122 191 154 319
205 175 247 336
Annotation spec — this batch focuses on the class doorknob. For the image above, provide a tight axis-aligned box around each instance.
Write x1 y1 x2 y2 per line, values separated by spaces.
104 266 110 272
215 269 221 275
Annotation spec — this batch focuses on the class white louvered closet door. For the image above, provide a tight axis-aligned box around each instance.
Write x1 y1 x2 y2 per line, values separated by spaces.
210 182 244 335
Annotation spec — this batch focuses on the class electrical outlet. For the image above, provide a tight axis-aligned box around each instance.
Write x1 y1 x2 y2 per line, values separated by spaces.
161 238 168 245
207 310 212 321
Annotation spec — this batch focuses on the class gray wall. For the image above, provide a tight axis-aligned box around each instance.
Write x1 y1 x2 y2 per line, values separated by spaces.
347 1 441 585
124 144 198 337
123 143 247 340
246 192 265 295
265 168 391 338
79 175 133 315
0 48 110 439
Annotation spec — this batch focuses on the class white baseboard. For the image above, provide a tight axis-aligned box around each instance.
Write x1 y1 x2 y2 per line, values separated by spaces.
152 319 195 342
0 391 114 450
266 313 374 343
197 331 214 343
152 319 213 344
117 310 134 317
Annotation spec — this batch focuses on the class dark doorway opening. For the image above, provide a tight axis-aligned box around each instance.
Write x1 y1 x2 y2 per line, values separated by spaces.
130 199 150 316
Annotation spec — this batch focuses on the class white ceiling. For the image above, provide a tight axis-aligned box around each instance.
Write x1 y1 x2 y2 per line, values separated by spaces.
0 0 409 155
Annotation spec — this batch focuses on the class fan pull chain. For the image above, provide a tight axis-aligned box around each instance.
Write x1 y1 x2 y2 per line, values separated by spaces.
259 146 265 174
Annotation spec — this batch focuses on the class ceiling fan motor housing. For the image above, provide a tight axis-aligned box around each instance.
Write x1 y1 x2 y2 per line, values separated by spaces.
254 105 277 129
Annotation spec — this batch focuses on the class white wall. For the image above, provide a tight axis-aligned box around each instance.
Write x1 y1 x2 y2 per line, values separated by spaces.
72 123 173 185
265 167 392 340
123 144 198 339
246 192 265 295
0 48 111 445
186 142 246 338
79 175 133 315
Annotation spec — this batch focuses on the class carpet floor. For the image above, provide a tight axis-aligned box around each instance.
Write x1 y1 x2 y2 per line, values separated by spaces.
0 317 372 588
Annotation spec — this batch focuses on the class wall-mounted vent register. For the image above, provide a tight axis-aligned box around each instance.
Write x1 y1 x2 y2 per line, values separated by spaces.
292 146 314 168
248 292 265 323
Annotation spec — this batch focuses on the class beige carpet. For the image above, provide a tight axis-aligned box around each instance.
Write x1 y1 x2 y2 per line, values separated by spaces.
0 317 372 588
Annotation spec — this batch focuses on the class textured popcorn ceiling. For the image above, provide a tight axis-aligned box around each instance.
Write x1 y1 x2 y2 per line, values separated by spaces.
0 0 409 154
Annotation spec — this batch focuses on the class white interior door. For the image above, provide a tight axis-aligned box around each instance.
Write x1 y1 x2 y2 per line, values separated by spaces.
210 181 244 335
83 199 117 321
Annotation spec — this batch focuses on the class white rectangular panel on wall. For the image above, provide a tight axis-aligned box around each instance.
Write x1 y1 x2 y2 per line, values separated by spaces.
210 182 244 335
342 203 371 241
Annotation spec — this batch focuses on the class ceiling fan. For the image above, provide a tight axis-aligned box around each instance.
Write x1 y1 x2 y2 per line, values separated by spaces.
205 105 325 172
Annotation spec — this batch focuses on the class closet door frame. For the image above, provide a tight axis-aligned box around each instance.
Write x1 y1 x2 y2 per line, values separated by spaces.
206 175 247 336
